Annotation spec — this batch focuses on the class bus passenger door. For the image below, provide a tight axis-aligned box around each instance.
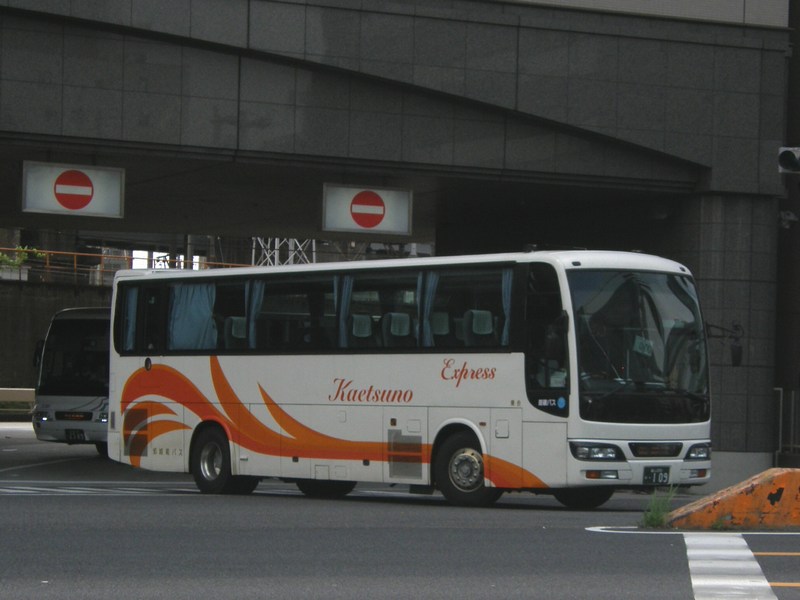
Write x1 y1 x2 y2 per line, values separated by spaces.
522 421 567 488
487 408 522 488
383 408 428 484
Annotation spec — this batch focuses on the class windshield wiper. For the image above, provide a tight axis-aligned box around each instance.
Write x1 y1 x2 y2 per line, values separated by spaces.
585 379 667 402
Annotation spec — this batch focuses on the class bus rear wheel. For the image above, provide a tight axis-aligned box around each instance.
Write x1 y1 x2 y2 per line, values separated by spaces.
434 432 502 507
191 427 259 495
295 480 356 499
553 487 614 510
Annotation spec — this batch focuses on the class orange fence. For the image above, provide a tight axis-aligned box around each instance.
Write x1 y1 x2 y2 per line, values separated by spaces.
0 247 248 286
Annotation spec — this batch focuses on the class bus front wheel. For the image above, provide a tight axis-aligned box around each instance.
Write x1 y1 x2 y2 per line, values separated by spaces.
191 427 259 495
434 432 502 507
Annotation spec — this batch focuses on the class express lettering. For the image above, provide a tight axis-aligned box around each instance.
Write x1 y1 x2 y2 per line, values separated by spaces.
440 358 497 387
329 378 413 403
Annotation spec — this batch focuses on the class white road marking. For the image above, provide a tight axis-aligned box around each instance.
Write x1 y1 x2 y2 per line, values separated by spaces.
589 527 800 599
684 533 777 599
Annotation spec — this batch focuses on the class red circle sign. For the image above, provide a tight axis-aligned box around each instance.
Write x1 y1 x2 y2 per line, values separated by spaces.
350 190 385 229
53 169 94 210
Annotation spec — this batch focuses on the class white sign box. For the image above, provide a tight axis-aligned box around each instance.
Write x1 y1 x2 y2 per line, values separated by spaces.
323 184 412 235
23 161 125 218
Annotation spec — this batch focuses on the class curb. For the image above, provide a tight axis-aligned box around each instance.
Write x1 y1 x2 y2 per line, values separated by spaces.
667 468 800 530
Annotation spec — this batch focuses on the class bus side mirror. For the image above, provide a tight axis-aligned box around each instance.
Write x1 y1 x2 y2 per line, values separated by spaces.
706 321 744 367
33 339 44 368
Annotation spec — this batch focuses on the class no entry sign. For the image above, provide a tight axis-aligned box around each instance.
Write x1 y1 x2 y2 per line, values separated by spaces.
323 184 412 235
54 169 94 210
23 161 125 218
350 191 385 229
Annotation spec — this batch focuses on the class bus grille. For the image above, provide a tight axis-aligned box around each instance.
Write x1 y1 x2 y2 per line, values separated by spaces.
56 411 92 421
629 442 683 458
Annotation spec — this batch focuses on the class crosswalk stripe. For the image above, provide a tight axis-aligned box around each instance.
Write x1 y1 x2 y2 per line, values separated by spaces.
684 533 777 600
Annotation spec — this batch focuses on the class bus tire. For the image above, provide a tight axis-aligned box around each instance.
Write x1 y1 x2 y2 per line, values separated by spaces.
191 426 258 495
295 479 356 499
227 476 261 495
434 431 502 507
192 427 231 494
553 487 614 510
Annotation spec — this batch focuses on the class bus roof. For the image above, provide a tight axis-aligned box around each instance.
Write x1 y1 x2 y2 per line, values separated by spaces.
112 250 691 282
51 307 110 321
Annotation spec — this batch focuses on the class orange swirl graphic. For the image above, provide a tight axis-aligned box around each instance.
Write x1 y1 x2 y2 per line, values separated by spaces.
120 356 546 488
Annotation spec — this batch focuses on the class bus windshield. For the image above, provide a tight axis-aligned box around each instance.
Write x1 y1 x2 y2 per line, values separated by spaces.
568 270 708 424
38 318 109 397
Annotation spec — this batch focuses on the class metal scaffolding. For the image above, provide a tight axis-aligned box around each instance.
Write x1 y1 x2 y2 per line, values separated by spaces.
251 238 317 266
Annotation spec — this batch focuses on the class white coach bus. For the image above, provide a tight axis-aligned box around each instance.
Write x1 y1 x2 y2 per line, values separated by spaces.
107 250 711 508
33 307 110 456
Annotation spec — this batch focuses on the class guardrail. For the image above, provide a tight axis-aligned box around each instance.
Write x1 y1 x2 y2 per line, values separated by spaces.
0 388 34 422
0 247 248 286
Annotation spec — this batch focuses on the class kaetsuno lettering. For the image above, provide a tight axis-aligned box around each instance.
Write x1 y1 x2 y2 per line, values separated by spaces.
440 359 497 387
329 378 413 403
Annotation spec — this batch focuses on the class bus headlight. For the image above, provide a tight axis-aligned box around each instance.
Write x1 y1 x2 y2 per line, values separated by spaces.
569 442 624 461
97 412 109 424
686 443 711 460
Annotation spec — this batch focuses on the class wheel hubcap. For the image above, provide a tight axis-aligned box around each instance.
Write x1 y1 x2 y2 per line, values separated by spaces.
448 448 483 492
199 442 222 481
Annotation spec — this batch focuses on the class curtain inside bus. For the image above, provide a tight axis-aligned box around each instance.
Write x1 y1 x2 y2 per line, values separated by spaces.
167 283 217 350
245 280 265 349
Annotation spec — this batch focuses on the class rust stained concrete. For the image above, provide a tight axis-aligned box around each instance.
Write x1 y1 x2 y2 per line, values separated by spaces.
668 468 800 530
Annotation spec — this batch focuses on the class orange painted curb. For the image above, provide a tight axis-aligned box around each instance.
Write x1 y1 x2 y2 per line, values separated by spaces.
667 468 800 530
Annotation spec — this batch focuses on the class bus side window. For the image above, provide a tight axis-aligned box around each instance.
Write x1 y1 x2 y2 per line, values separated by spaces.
114 284 140 354
525 264 567 389
254 276 337 353
213 282 246 351
426 267 511 348
167 283 219 351
341 272 420 349
142 286 166 354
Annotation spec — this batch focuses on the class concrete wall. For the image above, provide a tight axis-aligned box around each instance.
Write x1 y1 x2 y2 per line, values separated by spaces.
0 2 787 195
511 0 788 27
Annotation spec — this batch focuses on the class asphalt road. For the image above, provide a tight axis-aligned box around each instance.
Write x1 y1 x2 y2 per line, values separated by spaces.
1 423 798 600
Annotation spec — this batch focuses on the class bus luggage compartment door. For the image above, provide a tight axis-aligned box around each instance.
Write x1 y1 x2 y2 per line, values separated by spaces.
384 408 428 484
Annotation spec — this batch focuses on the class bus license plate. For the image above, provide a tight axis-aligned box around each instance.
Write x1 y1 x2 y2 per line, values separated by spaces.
643 466 670 485
65 429 86 443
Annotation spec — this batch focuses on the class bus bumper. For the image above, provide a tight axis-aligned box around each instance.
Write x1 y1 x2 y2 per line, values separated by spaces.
32 411 108 444
566 439 712 487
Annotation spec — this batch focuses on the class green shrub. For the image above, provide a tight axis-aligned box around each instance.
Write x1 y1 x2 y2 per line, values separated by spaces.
640 486 678 528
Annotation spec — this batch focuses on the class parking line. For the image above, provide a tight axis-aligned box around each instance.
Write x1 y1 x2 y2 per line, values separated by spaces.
753 552 800 589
